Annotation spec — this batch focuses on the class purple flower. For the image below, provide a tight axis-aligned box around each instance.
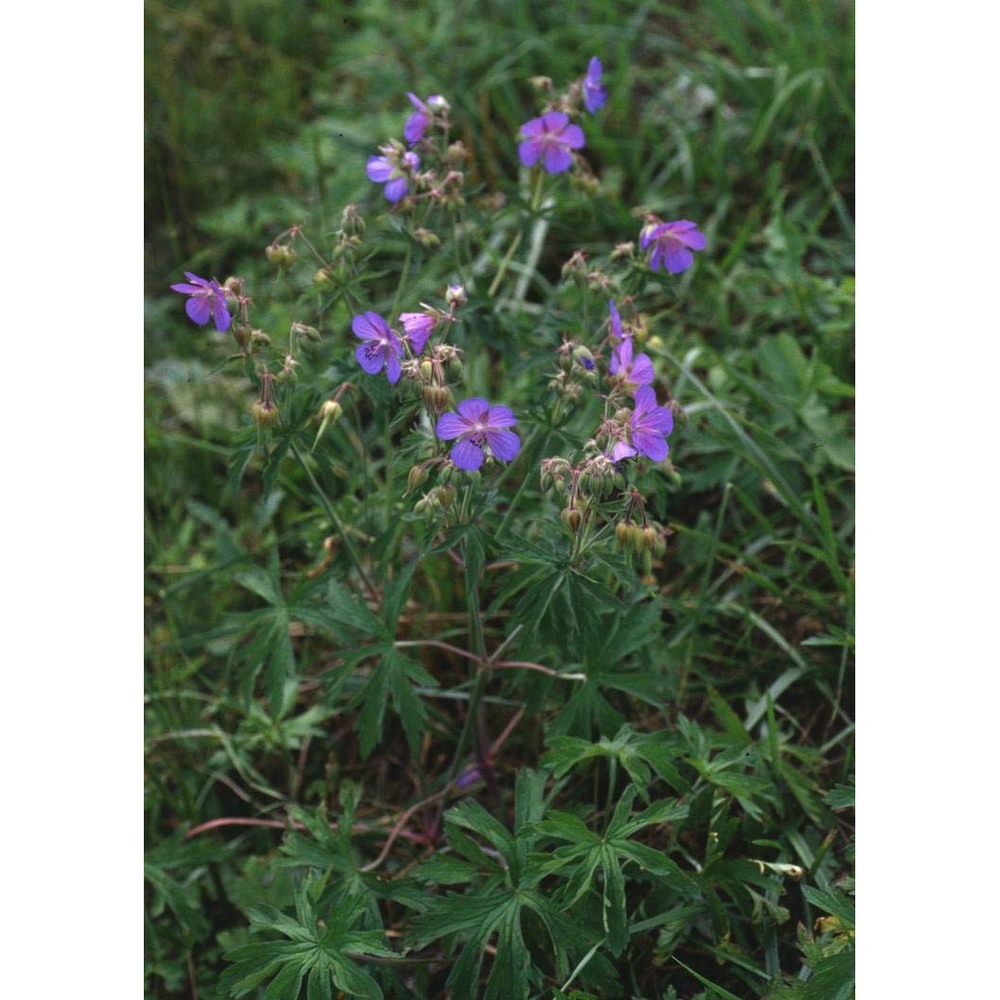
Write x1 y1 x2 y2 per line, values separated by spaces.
404 93 447 144
640 220 707 274
170 272 231 332
609 335 654 389
518 111 585 174
610 386 674 462
366 150 420 202
399 310 437 354
583 57 607 115
436 398 520 471
352 311 403 383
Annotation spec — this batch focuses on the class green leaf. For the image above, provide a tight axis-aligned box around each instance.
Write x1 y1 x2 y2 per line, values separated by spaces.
329 956 384 1000
601 844 628 955
802 885 855 928
235 565 283 606
801 950 854 1000
306 966 333 1000
264 961 305 1000
326 580 384 638
446 798 517 860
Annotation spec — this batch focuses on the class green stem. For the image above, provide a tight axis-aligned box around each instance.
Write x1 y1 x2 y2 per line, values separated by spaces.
488 229 522 299
494 424 547 541
290 441 376 595
445 533 488 785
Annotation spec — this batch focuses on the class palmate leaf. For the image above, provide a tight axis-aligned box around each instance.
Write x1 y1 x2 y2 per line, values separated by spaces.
220 880 395 1000
542 725 692 796
410 771 583 995
536 785 694 958
348 646 438 758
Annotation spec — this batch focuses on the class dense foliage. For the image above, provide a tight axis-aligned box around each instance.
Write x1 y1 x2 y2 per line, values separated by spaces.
145 2 854 997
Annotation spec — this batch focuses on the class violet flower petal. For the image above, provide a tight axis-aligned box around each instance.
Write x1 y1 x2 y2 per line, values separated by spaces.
450 439 485 471
485 428 520 462
435 412 470 440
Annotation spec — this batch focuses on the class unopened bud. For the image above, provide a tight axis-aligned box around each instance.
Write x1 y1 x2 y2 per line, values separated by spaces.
319 400 343 422
313 267 335 288
616 521 632 547
413 228 441 249
434 485 456 509
446 142 467 166
231 323 251 350
251 401 279 426
445 283 467 307
292 322 321 342
561 507 583 533
572 345 595 371
447 357 463 380
561 250 588 284
341 202 366 235
266 243 296 268
423 385 454 415
406 464 430 495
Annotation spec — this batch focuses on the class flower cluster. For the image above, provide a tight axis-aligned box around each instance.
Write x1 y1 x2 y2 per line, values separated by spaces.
168 53 698 566
517 56 607 176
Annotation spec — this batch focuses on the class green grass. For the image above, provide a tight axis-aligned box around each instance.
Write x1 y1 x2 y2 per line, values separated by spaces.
145 2 854 997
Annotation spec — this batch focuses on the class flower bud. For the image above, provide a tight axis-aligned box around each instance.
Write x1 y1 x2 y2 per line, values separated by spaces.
319 399 343 422
266 243 296 268
292 322 322 342
445 142 467 167
434 485 456 509
313 267 335 288
419 359 434 382
561 249 588 285
249 329 271 350
423 385 454 415
414 228 441 249
231 323 251 350
406 464 430 494
251 400 279 426
572 345 595 371
446 357 463 380
616 521 632 547
561 507 583 533
341 203 366 235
